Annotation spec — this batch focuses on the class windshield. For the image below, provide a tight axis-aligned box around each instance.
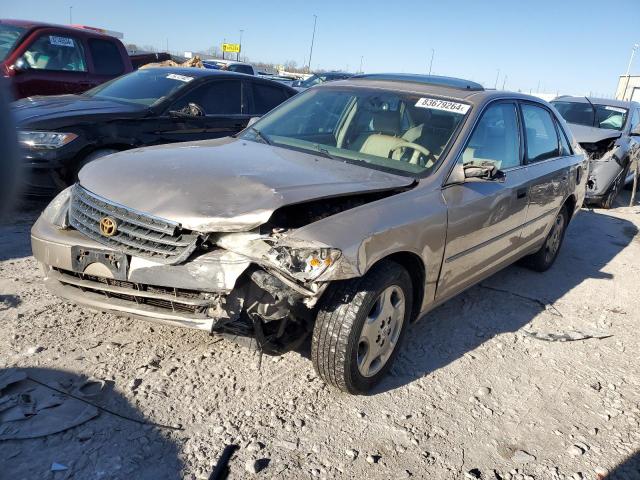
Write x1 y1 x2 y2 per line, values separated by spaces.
300 74 328 87
84 69 195 106
241 86 469 176
0 24 26 61
552 101 628 131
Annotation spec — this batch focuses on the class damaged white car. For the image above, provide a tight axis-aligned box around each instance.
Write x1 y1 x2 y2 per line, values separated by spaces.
32 74 586 393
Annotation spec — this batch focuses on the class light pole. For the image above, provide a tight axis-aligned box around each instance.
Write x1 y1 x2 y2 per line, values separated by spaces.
502 75 508 90
307 14 317 73
428 49 434 75
69 6 73 24
359 56 363 74
494 69 500 89
622 43 639 100
238 29 244 61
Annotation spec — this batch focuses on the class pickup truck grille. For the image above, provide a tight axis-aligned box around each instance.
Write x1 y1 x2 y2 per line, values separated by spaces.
68 184 200 264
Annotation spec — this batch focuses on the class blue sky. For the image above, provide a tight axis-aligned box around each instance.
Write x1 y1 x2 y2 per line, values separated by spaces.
4 0 639 96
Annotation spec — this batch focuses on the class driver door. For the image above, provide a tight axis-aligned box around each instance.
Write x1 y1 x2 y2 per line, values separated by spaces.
155 79 249 144
437 101 529 301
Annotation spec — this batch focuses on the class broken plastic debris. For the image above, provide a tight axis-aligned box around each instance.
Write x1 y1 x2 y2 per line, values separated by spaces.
51 462 68 472
523 330 612 342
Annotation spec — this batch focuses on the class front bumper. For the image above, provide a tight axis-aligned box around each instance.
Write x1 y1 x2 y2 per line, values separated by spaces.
31 216 253 331
20 145 80 196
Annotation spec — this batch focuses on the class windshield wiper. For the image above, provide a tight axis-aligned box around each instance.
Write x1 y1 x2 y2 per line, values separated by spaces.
249 126 272 146
310 143 338 160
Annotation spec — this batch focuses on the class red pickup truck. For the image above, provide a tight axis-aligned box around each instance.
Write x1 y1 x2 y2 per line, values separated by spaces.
1 19 133 99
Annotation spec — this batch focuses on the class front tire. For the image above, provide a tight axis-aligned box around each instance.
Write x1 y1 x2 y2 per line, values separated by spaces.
600 164 629 209
311 261 412 394
521 206 569 272
71 149 119 181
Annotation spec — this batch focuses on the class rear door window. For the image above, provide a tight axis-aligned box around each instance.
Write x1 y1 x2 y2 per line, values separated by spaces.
522 104 560 162
172 80 242 115
22 34 87 72
229 64 253 75
88 38 124 75
462 102 521 170
252 82 289 114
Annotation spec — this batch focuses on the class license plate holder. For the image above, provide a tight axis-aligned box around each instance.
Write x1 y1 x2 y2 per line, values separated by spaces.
71 246 129 280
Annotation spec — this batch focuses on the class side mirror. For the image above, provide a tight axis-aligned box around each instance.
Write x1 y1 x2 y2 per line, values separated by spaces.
463 163 506 182
11 58 29 74
169 102 204 118
247 117 260 127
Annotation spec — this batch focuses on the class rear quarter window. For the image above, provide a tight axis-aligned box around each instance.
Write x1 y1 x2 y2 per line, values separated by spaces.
88 38 124 76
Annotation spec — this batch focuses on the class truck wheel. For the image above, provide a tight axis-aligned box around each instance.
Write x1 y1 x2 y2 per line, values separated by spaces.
521 206 569 272
311 261 412 394
72 149 119 181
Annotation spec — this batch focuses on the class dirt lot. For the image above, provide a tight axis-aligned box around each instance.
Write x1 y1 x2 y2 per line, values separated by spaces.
1 195 640 480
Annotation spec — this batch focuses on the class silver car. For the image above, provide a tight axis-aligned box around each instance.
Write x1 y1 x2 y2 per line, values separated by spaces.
32 74 587 394
551 96 640 208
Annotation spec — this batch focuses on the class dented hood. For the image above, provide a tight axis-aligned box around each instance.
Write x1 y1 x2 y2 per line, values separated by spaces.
568 124 622 144
78 137 413 232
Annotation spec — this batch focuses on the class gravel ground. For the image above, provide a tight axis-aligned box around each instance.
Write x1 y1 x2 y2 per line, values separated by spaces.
1 196 640 480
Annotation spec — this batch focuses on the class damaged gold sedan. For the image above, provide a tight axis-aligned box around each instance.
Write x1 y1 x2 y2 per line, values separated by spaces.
32 74 587 393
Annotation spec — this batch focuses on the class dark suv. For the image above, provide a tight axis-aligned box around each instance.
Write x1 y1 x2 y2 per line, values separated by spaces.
0 19 133 99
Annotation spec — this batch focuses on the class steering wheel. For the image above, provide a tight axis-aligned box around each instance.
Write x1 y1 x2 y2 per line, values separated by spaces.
389 142 436 167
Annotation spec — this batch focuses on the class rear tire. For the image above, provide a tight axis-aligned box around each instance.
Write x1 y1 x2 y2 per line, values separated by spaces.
521 206 569 272
311 261 412 394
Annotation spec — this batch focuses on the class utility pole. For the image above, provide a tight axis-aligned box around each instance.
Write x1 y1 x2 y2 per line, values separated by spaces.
238 29 244 61
222 37 226 60
359 56 363 74
69 6 73 24
494 69 500 89
428 49 434 75
622 43 639 100
307 14 317 73
166 38 169 53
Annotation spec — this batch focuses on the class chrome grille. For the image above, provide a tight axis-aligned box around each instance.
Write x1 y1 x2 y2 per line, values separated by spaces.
53 268 215 316
69 184 200 264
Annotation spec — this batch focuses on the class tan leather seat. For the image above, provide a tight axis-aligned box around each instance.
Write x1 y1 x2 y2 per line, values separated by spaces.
359 134 405 158
349 110 401 152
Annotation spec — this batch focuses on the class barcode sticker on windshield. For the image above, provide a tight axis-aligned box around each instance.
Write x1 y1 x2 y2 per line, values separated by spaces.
605 106 626 114
415 97 470 115
49 36 75 48
166 74 194 83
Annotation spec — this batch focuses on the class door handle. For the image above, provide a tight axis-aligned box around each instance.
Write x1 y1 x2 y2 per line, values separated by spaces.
516 188 528 199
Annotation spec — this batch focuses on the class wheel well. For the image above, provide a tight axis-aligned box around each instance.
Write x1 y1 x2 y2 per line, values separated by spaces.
563 194 577 223
374 252 425 323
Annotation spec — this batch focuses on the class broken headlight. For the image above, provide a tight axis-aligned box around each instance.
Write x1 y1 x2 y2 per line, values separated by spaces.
18 131 78 149
273 247 341 281
41 186 72 228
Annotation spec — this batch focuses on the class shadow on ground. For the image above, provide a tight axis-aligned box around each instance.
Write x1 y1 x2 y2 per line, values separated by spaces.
372 208 637 393
605 450 640 479
0 367 183 479
0 198 48 262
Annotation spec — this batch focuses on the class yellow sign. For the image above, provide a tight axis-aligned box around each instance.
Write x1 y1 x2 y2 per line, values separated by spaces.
222 43 241 53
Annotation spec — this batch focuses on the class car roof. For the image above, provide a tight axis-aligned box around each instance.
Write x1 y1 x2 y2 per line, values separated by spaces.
324 74 549 107
1 18 113 38
552 95 639 109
